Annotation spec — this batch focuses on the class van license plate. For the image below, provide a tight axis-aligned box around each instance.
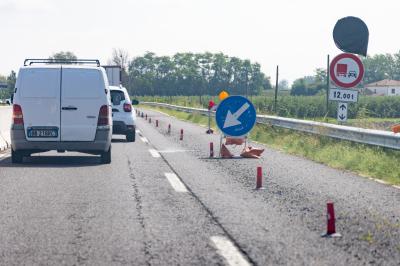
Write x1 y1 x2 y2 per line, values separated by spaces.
27 128 58 138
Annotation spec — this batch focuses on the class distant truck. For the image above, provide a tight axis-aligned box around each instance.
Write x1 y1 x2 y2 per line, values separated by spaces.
102 65 121 86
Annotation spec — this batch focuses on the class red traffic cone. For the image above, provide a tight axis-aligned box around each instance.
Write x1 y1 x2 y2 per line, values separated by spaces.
322 202 341 237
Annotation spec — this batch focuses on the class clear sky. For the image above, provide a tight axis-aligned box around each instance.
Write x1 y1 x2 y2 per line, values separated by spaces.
1 0 399 83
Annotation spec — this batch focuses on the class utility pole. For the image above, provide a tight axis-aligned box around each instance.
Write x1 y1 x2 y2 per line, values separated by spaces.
274 65 279 113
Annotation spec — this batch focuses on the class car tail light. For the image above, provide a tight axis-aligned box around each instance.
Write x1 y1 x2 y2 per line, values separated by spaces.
123 103 132 112
13 104 24 125
97 105 110 126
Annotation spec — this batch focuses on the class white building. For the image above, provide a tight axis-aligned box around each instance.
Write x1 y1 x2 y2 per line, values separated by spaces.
364 79 400 96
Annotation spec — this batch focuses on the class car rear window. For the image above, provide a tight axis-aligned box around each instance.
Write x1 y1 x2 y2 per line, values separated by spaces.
110 90 125 105
62 68 104 98
20 68 60 98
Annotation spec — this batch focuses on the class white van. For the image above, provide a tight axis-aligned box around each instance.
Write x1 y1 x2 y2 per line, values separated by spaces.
11 59 112 164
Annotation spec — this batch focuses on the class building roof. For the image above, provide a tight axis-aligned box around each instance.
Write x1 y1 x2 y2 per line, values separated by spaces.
365 79 400 87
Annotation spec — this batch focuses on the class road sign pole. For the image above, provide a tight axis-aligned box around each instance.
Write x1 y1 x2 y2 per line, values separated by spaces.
326 55 330 116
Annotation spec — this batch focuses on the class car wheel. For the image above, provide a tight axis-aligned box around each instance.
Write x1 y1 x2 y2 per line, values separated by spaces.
11 149 23 163
126 131 135 142
100 146 111 164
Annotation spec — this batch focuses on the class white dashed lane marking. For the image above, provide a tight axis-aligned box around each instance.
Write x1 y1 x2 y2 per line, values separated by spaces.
164 173 188 193
210 236 251 266
148 149 161 158
140 137 149 143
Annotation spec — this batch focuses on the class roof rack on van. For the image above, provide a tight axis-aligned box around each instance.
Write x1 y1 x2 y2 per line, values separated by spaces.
24 59 101 67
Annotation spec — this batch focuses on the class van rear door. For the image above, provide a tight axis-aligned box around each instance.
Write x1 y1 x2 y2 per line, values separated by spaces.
19 67 61 141
60 67 105 141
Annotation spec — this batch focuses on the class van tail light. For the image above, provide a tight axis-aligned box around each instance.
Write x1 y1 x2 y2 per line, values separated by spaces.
97 105 110 126
13 104 24 125
123 103 132 112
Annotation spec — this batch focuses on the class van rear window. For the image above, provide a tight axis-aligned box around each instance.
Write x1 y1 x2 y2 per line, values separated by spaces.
62 69 104 98
20 68 59 98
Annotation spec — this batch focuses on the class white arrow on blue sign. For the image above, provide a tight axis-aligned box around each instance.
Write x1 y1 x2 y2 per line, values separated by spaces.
215 96 256 137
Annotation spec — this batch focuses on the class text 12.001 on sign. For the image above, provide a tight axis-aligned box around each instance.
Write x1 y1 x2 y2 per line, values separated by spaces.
328 89 358 103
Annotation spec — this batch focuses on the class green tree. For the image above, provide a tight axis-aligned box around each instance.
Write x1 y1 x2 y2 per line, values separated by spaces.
290 78 307 95
362 53 400 84
7 71 16 90
290 69 326 96
49 51 77 61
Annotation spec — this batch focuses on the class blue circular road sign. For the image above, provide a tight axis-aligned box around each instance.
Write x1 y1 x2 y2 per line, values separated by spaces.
215 95 256 137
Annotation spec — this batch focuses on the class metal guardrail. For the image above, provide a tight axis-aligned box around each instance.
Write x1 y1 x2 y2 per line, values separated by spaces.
141 102 400 150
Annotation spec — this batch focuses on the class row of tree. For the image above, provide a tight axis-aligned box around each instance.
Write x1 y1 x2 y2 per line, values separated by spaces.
125 52 271 97
2 50 400 98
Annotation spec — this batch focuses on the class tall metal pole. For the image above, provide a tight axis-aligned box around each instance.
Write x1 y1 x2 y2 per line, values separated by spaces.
274 65 279 113
326 55 330 116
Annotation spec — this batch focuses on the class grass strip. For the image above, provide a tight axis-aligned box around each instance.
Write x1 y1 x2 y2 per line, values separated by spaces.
141 105 400 185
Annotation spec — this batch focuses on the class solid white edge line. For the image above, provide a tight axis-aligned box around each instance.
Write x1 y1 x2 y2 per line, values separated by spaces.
164 173 188 193
148 149 161 158
373 178 389 185
210 236 251 266
368 177 400 190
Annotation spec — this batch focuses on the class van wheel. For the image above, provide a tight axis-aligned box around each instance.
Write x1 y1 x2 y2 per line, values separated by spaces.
126 131 135 142
100 147 111 164
11 149 23 163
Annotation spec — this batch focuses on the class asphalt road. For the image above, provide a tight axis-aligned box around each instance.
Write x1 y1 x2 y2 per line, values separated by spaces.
0 107 399 265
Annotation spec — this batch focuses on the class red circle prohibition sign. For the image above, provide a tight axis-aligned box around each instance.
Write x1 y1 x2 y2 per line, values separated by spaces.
330 53 364 88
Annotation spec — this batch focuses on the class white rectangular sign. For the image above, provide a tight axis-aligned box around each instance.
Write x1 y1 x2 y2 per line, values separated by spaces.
329 88 358 103
337 102 348 122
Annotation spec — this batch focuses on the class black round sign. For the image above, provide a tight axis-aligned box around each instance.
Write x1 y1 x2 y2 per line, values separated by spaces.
333 16 369 56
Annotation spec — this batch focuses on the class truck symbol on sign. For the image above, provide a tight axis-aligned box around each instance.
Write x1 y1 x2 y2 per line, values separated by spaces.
336 64 357 78
336 64 347 77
